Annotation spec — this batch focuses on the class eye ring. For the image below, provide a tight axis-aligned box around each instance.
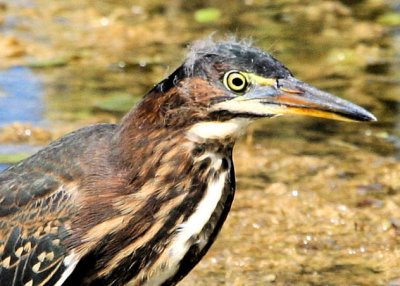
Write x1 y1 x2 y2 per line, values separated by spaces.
223 71 249 93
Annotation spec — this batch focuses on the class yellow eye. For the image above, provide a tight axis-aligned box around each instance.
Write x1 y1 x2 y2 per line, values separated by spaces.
223 71 249 93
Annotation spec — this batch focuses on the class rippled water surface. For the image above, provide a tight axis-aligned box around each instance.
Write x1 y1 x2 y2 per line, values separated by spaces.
0 0 399 285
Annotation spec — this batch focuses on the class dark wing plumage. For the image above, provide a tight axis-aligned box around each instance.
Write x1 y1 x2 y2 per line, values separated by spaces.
0 124 118 286
0 168 74 286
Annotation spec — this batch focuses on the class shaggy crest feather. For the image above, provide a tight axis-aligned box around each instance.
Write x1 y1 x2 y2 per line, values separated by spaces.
184 36 254 75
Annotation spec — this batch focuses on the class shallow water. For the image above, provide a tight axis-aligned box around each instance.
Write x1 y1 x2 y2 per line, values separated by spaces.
0 0 399 285
0 66 43 125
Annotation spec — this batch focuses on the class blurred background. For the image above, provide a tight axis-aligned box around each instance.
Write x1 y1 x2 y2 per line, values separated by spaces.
0 0 399 285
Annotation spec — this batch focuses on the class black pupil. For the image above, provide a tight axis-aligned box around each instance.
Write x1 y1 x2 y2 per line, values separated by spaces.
232 77 244 87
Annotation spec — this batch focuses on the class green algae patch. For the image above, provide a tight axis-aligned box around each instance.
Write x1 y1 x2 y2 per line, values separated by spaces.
0 153 29 164
194 8 221 23
94 93 141 114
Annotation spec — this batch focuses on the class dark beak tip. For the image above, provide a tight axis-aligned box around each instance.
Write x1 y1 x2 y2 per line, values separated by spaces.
340 101 377 123
369 114 378 122
357 109 377 122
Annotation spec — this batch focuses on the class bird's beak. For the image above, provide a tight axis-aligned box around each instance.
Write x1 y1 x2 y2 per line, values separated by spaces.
214 75 377 122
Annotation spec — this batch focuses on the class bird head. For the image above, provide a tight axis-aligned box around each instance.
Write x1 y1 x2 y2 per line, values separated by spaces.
122 39 376 142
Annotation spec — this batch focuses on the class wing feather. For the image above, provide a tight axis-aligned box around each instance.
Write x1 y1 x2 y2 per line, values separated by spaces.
0 171 78 286
0 124 118 285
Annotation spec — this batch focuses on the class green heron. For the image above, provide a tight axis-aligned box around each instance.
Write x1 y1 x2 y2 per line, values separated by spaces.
0 39 376 286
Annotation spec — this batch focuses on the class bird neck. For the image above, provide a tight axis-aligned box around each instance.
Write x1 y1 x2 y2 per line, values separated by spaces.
113 82 247 164
75 104 241 284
